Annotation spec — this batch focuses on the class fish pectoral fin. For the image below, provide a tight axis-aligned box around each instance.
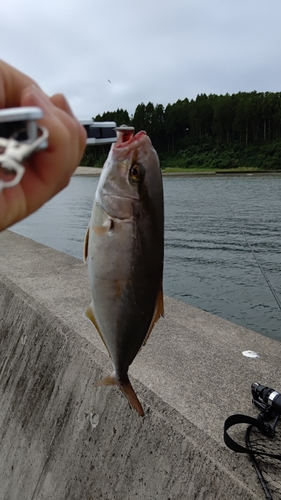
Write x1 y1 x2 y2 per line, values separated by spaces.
83 225 89 263
93 219 113 236
94 373 144 417
83 303 111 357
142 285 164 346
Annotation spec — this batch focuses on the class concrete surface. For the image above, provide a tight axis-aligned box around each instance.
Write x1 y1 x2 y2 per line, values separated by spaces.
0 230 281 499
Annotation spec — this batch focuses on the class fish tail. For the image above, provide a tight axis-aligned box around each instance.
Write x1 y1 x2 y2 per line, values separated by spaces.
94 373 144 417
119 377 144 417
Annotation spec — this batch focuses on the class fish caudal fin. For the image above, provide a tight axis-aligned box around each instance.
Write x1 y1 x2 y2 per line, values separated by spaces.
94 373 144 417
119 378 145 417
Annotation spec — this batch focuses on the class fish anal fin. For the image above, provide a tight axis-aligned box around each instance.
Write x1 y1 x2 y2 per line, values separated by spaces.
94 374 115 387
83 225 89 263
142 285 164 346
94 373 144 417
83 304 111 357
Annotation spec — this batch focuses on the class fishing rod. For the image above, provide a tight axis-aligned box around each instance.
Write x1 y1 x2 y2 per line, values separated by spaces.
225 207 281 499
240 225 281 311
230 206 281 312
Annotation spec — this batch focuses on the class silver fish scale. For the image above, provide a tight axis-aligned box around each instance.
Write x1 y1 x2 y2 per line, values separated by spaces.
85 130 164 416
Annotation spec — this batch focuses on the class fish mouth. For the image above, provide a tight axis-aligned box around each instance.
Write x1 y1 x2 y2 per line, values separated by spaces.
114 126 147 149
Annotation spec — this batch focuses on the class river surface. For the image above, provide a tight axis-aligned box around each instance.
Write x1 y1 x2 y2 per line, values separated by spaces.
11 174 281 342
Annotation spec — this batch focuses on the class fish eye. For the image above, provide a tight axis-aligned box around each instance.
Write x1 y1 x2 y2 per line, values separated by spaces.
129 162 144 183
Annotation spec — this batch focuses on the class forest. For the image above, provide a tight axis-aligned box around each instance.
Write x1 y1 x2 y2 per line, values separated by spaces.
81 91 281 171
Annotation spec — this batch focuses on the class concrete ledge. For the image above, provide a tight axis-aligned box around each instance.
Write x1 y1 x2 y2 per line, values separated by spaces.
1 230 280 499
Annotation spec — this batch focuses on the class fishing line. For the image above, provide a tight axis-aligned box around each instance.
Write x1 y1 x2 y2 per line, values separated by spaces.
245 425 274 500
229 206 281 312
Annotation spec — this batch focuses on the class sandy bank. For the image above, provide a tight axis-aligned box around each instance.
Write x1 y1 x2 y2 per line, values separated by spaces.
73 166 102 175
73 166 211 177
74 166 281 177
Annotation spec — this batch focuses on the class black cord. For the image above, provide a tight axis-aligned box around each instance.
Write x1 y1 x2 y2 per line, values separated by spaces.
245 425 273 500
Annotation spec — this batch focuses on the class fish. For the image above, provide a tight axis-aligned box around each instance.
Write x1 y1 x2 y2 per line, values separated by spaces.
83 125 164 416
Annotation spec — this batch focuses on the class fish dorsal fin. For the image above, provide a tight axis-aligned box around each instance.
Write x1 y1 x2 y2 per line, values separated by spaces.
142 286 164 347
83 225 89 263
83 303 111 358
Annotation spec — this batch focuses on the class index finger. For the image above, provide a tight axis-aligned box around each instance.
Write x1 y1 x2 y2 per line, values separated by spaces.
0 59 38 109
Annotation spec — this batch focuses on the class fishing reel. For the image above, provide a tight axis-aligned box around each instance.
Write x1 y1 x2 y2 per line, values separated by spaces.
251 382 281 437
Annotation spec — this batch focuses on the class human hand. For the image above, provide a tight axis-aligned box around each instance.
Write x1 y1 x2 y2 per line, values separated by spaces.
0 60 87 231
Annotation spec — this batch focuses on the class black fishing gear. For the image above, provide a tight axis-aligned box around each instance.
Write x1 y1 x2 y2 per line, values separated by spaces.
224 383 281 500
252 383 281 417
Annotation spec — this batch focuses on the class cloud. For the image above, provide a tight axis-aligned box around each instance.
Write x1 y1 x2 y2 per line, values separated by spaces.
1 0 281 119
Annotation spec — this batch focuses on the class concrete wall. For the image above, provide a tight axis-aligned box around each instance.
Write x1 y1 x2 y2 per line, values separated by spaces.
0 230 280 499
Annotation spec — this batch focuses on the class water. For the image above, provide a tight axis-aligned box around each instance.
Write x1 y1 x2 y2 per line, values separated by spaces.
11 174 281 342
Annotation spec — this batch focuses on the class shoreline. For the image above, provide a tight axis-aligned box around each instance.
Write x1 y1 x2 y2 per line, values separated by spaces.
73 166 102 176
74 166 281 177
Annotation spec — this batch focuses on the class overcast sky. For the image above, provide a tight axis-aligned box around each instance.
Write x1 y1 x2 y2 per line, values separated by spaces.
2 0 281 120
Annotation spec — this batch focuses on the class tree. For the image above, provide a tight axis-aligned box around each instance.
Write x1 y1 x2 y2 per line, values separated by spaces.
132 103 146 131
189 94 213 139
212 94 235 143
